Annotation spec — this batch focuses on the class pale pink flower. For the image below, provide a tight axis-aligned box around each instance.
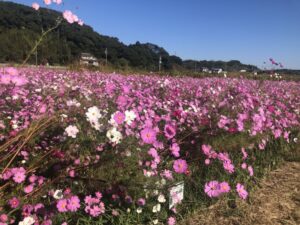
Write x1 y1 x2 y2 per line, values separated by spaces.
32 2 40 10
248 166 254 176
63 10 75 24
65 125 79 138
44 0 52 5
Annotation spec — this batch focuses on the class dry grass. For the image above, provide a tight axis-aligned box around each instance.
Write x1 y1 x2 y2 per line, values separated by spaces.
180 160 300 225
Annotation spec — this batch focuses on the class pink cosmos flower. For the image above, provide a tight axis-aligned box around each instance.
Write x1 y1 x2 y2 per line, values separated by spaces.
1 170 12 180
10 76 28 86
248 166 254 176
205 158 210 165
5 67 18 76
113 111 125 125
87 202 105 217
32 2 40 10
205 181 220 197
173 159 188 174
78 19 84 26
95 192 102 199
148 148 158 158
140 128 157 144
0 214 8 223
241 162 247 169
63 10 75 24
164 124 176 139
241 147 248 160
8 197 20 208
0 74 11 84
67 196 81 212
57 199 68 212
13 171 26 183
202 144 212 156
137 198 146 206
170 143 180 157
44 0 52 5
161 169 173 180
223 161 235 174
168 216 176 225
236 183 248 200
53 0 62 4
24 185 34 194
219 182 231 193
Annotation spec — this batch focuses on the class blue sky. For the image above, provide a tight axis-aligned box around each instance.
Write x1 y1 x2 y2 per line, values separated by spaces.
7 0 300 69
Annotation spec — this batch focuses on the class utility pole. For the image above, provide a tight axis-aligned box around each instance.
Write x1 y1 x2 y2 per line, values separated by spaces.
194 62 197 72
105 48 108 66
159 56 161 72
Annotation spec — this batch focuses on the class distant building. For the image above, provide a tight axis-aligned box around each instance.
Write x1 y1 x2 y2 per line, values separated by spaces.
80 53 99 67
240 69 247 73
212 68 223 74
202 67 210 73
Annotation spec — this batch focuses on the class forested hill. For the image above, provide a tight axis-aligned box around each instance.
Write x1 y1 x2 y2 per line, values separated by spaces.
0 1 258 72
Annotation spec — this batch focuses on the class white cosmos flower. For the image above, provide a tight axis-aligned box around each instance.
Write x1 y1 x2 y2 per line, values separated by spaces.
136 207 143 214
125 110 136 125
86 106 102 122
108 113 118 127
157 194 166 203
18 216 35 225
106 127 122 144
53 189 63 200
152 219 159 224
65 125 79 138
152 203 161 213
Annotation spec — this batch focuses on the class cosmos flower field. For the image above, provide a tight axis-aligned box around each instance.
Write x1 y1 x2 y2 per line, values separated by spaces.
0 67 299 225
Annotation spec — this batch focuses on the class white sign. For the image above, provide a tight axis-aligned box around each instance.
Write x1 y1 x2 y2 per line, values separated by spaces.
169 181 184 209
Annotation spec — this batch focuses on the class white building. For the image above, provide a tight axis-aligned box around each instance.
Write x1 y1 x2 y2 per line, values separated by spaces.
80 53 99 67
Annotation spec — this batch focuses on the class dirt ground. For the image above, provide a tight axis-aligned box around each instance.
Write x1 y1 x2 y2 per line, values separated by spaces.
181 161 300 225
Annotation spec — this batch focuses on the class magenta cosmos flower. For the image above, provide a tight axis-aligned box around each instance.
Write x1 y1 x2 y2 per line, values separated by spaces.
204 181 220 197
164 124 176 139
173 159 188 174
57 199 68 212
113 111 125 125
140 128 157 144
8 197 20 208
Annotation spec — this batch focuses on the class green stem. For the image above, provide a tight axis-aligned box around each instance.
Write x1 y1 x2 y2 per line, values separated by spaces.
22 19 62 66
